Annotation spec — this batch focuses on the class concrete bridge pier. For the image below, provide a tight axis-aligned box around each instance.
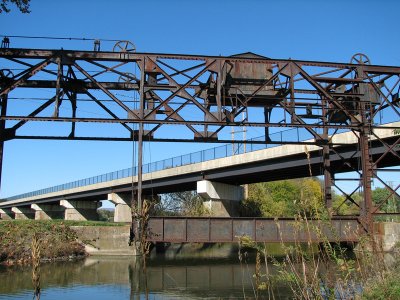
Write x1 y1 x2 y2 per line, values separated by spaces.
108 192 132 223
31 203 65 220
197 180 244 217
11 206 35 220
108 193 160 223
0 208 13 219
60 200 101 221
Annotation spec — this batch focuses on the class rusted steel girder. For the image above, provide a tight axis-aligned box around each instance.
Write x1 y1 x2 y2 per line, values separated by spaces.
1 47 400 234
146 216 360 243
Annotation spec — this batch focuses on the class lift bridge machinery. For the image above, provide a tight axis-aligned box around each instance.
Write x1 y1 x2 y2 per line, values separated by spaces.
0 40 400 233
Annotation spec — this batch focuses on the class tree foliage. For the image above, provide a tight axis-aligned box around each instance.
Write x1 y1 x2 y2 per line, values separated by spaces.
0 0 30 13
152 191 207 216
240 178 324 217
98 209 114 222
332 191 362 215
241 179 400 218
372 187 400 213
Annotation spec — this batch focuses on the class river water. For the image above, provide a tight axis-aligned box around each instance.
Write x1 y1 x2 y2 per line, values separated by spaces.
0 254 293 299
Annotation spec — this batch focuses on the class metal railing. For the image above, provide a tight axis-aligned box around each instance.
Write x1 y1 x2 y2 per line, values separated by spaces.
3 128 312 201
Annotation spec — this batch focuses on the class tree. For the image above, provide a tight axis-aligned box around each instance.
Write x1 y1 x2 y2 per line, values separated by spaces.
153 191 207 216
240 178 324 217
332 191 362 215
98 208 114 222
0 0 30 13
372 187 400 213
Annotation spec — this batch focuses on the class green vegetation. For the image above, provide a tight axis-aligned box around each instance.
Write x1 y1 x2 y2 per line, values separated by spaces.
240 178 325 217
362 267 400 299
238 219 400 299
152 191 208 216
372 187 400 213
235 178 400 299
0 219 122 265
150 178 399 217
239 178 399 217
42 219 123 227
98 209 115 222
0 220 87 265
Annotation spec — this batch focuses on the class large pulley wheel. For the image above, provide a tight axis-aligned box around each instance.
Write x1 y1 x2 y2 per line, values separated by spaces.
0 69 14 87
118 72 137 83
0 69 14 79
113 40 136 53
350 53 371 65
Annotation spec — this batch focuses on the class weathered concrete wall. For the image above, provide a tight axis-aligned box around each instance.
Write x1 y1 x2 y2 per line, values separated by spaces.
71 225 136 256
374 222 400 252
202 199 240 217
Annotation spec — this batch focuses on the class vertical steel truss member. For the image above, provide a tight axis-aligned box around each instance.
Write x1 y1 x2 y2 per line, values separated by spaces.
1 48 400 233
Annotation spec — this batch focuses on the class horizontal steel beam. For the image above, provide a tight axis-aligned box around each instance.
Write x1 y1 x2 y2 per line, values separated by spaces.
1 115 383 130
15 80 139 90
2 48 400 72
146 217 361 243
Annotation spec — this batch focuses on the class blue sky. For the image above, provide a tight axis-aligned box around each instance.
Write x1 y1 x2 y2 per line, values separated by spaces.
0 0 399 198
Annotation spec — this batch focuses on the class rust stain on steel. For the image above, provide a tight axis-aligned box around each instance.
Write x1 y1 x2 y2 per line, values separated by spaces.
146 217 361 243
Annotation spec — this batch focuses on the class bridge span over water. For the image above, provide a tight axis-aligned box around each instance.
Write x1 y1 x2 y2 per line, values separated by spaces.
1 47 400 240
0 122 398 225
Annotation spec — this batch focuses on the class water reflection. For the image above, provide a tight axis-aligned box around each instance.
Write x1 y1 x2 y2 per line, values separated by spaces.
0 255 293 299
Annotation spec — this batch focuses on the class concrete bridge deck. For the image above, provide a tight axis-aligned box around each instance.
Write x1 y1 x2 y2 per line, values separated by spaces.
0 122 398 210
0 122 400 208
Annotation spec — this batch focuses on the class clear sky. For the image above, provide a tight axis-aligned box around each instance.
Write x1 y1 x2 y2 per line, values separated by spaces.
0 0 399 199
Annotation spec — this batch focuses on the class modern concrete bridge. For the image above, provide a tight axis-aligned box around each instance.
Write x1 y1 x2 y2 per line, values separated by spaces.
0 122 399 222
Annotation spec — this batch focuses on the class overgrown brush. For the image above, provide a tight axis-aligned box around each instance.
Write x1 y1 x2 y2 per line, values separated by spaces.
0 220 86 265
237 208 398 299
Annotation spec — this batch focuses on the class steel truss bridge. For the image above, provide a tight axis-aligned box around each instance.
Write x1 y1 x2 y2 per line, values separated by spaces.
1 45 400 234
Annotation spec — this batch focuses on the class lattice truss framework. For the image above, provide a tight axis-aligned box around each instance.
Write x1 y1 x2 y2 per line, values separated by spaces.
0 48 400 230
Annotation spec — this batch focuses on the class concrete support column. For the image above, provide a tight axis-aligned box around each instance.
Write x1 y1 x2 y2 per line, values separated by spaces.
0 208 13 220
197 180 244 217
108 193 132 223
31 203 65 220
11 206 35 220
60 200 101 221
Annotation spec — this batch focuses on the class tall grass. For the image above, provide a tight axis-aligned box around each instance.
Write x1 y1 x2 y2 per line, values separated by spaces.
237 212 399 299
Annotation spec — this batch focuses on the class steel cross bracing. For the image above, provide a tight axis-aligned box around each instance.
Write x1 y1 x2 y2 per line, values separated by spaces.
1 48 400 233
